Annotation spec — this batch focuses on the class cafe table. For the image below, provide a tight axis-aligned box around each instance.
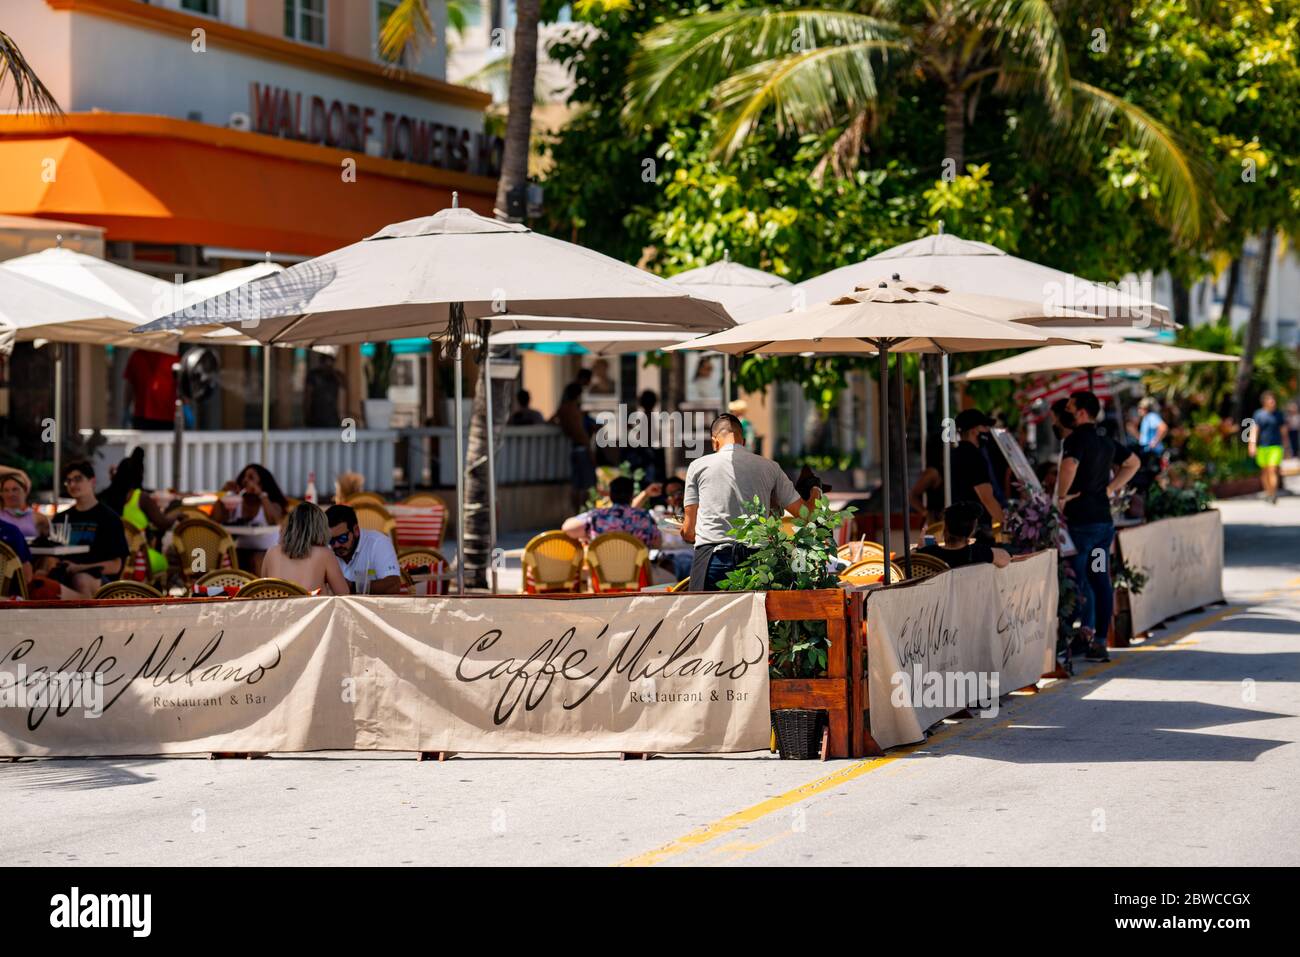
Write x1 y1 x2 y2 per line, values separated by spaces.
26 544 90 557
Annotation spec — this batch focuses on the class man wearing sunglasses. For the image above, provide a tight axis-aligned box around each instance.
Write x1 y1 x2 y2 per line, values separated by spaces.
324 504 402 595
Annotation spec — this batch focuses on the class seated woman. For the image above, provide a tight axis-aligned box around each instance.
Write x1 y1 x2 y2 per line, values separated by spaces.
0 471 51 540
98 447 180 580
261 502 350 595
917 502 1011 570
334 470 365 503
210 463 287 575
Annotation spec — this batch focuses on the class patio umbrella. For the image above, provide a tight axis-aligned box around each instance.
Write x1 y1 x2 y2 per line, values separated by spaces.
668 258 790 401
666 281 1095 582
0 261 177 500
954 340 1239 383
136 202 734 593
489 328 694 355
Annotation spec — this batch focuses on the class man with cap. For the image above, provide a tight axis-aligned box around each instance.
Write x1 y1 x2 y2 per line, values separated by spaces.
949 408 1005 540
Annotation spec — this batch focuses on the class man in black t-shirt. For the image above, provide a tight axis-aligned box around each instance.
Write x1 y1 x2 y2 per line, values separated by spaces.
918 503 1010 570
52 460 130 598
1057 391 1139 662
949 408 1005 538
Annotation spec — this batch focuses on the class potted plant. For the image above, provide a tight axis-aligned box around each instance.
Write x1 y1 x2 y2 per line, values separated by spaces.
718 495 853 758
1110 554 1149 646
363 343 396 429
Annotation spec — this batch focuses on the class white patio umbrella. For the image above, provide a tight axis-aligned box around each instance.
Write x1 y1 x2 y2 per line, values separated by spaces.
668 258 790 401
954 340 1238 383
667 281 1096 582
137 203 734 593
0 261 178 500
739 233 1173 507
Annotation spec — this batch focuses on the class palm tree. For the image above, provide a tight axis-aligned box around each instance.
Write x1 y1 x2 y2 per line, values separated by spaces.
383 0 543 587
1231 229 1276 422
1 29 61 113
625 1 1208 243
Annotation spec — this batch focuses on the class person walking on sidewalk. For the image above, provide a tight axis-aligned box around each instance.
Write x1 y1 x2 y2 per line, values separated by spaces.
1056 391 1140 662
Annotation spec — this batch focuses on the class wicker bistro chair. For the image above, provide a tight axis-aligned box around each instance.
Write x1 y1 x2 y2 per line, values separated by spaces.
344 492 388 508
235 577 310 599
93 580 164 600
195 568 257 591
585 532 651 593
521 531 585 594
121 518 167 588
392 494 448 549
398 547 450 596
352 502 399 549
905 552 951 580
0 540 28 599
839 558 906 586
174 518 239 586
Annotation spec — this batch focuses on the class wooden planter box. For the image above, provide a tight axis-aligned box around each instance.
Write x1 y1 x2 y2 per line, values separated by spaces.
1210 475 1262 499
766 588 878 759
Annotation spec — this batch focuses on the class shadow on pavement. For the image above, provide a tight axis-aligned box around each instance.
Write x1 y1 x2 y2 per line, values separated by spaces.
3 759 158 791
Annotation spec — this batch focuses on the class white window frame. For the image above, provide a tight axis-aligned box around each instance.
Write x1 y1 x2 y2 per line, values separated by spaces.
284 0 329 47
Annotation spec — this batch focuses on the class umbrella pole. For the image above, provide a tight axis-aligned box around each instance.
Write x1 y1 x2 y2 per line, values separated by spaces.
878 345 891 586
454 339 466 595
896 356 912 579
171 357 184 493
484 347 498 595
52 346 63 503
722 353 732 407
261 346 270 465
941 352 952 508
1087 366 1095 391
918 360 927 474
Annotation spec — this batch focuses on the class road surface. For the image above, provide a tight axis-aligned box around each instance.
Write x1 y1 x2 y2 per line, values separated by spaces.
2 495 1297 867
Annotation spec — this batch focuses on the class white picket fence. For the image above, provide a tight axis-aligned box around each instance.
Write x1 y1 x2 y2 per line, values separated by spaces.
81 424 572 496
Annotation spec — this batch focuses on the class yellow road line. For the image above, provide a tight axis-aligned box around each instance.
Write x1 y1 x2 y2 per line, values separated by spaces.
617 600 1259 868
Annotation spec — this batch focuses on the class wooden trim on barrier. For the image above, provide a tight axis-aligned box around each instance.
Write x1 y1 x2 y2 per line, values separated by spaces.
765 589 875 759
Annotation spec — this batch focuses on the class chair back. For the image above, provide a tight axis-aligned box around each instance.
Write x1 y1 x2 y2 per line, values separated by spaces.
0 540 28 599
905 552 951 580
235 577 310 599
521 531 584 594
837 540 887 563
392 495 447 549
352 503 398 548
344 492 388 508
93 580 164 600
174 506 213 523
195 568 257 591
585 532 650 593
398 547 450 596
840 558 906 585
174 518 239 582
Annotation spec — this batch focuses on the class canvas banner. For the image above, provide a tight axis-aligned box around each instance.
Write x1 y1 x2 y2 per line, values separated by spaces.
866 551 1057 751
1117 511 1224 635
0 593 770 757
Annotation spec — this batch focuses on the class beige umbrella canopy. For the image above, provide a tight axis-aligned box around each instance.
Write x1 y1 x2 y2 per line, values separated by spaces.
136 206 732 344
669 281 1098 583
667 259 791 313
664 281 1098 355
489 328 693 355
954 340 1238 381
736 233 1172 328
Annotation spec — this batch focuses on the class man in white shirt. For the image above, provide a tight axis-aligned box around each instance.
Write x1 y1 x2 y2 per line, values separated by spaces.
682 414 820 590
325 504 403 595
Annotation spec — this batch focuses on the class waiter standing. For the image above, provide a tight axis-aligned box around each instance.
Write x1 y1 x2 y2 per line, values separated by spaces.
681 414 820 591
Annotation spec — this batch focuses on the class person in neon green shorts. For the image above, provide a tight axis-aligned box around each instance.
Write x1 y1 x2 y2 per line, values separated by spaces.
1249 392 1290 505
98 448 181 578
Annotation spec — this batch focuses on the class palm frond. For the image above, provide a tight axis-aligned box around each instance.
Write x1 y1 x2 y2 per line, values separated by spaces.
624 8 903 129
1064 79 1216 244
712 38 904 157
958 0 1070 118
0 30 61 114
378 0 436 64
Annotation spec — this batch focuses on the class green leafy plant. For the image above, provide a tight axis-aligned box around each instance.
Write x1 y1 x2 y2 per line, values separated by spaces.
1146 481 1212 520
365 343 396 400
717 495 853 678
1112 554 1149 596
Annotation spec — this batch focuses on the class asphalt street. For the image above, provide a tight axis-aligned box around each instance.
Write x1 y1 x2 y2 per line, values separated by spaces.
2 494 1297 867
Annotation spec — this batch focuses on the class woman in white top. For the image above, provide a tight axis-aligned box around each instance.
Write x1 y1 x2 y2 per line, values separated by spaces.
261 503 349 595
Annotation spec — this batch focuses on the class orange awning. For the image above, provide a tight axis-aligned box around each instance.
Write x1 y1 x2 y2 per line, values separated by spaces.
0 114 497 256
